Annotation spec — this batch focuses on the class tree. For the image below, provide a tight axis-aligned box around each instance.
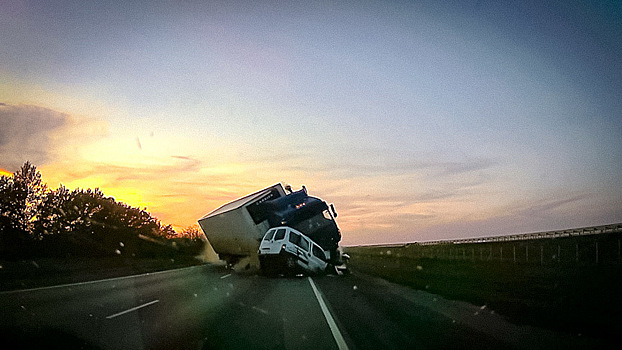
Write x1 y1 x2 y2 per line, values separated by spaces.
1 161 189 258
168 224 206 256
179 224 204 239
0 162 47 256
34 184 71 237
0 174 13 253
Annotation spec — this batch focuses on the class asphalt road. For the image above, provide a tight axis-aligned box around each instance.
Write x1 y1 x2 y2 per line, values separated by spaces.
0 264 607 349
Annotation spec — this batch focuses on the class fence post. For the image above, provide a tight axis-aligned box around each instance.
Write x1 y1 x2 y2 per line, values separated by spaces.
576 244 579 263
596 241 599 264
513 245 516 263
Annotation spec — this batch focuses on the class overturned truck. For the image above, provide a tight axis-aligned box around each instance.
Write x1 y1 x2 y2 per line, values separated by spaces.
198 184 346 273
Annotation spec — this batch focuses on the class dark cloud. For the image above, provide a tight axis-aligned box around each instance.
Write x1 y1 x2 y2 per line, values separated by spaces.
171 155 193 161
295 154 500 179
56 155 204 189
435 158 499 176
170 156 201 171
516 195 589 218
0 104 68 170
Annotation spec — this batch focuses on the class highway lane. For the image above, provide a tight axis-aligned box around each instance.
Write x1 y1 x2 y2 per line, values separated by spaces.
0 264 607 349
0 264 340 349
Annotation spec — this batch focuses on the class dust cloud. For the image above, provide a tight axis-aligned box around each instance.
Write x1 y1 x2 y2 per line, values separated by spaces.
195 238 222 264
195 235 261 273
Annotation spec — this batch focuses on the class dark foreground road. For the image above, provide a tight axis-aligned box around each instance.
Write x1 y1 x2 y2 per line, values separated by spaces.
0 264 608 349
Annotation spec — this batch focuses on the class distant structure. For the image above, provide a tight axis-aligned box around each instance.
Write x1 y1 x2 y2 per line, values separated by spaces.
418 223 622 246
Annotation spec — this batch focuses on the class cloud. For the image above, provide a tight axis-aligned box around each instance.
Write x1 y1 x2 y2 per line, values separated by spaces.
515 195 589 218
0 104 67 170
396 193 608 243
434 158 500 177
298 149 501 181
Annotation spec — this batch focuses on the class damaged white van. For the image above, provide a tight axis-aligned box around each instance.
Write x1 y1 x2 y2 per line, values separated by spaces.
258 226 329 275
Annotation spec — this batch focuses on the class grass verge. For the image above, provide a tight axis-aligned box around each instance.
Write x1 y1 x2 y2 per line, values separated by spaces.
346 252 622 342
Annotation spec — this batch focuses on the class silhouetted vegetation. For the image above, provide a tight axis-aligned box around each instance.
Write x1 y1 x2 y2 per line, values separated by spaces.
0 161 204 260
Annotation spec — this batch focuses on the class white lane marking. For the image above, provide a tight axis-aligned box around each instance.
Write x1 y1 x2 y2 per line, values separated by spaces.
106 299 160 319
308 277 349 350
220 273 232 279
252 306 269 315
0 265 204 295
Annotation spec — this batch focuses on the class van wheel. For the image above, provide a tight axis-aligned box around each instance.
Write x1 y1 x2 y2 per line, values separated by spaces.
285 256 297 270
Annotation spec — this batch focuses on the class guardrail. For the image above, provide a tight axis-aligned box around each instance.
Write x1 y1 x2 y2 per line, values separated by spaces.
346 223 622 266
417 222 622 246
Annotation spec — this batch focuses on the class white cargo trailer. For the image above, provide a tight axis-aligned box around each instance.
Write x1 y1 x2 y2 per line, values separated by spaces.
198 184 287 265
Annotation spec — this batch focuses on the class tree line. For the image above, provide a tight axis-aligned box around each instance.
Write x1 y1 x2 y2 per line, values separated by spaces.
0 162 204 260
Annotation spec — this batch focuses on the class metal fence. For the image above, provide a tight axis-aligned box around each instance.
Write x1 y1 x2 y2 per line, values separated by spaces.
347 223 622 266
418 223 622 246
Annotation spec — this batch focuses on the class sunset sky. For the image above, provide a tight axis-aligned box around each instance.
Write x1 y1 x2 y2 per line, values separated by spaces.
1 0 621 245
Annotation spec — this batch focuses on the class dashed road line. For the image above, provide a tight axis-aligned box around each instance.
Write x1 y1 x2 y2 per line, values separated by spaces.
308 277 349 350
106 299 160 319
220 273 232 279
0 265 204 295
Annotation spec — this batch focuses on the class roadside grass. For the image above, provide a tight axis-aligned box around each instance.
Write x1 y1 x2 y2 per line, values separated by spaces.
346 252 622 342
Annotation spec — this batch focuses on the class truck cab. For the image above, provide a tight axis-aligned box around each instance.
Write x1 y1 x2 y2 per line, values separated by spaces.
258 226 329 275
261 186 341 263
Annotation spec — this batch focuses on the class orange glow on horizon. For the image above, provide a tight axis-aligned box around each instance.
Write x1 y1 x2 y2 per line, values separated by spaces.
37 160 285 232
0 168 11 177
